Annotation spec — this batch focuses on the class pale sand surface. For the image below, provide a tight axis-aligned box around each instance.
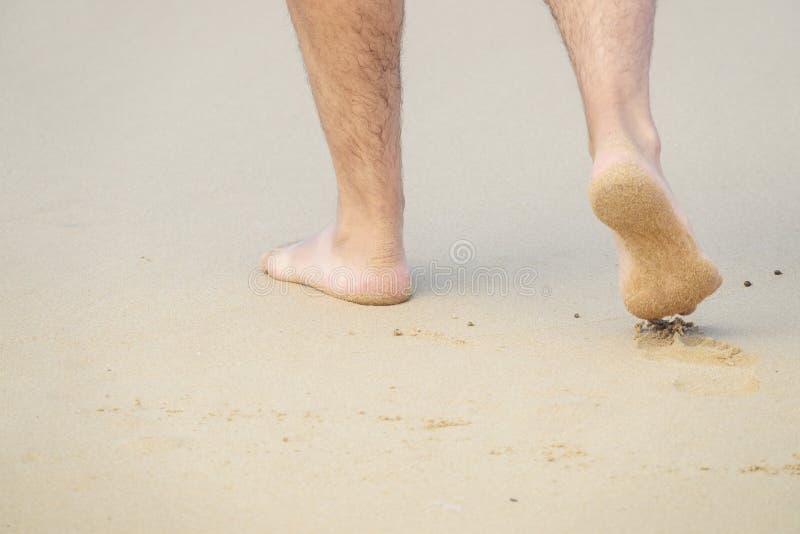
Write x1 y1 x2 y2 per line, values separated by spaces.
2 1 799 532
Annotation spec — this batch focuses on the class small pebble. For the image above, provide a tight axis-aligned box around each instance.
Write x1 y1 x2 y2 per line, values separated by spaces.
393 328 402 336
774 269 783 275
466 321 475 327
574 313 580 318
743 281 752 287
509 498 518 503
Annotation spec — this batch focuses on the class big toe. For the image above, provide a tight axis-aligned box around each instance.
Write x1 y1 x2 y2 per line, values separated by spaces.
260 251 274 273
261 239 302 275
261 247 295 280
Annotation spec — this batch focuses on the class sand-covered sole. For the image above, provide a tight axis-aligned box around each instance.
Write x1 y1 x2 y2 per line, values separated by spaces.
588 163 722 319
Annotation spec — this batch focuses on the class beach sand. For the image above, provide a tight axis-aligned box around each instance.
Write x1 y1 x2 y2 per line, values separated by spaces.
1 1 799 532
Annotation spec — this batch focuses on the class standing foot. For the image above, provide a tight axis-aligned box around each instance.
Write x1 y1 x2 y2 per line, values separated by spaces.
261 223 411 305
588 151 722 319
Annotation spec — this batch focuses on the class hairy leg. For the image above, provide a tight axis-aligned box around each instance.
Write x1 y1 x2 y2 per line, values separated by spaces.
263 0 410 304
545 0 721 319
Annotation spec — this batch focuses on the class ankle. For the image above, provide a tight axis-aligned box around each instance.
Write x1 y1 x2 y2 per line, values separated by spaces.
591 124 660 159
337 195 403 235
586 105 661 164
331 216 405 264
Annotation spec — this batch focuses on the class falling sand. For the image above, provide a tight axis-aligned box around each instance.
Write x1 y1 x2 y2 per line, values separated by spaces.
589 163 722 319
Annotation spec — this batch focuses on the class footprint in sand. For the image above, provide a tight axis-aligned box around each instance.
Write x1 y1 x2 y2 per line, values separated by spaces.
634 319 759 396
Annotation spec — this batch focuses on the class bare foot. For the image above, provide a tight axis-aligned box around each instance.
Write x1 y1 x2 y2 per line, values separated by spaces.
261 223 411 305
588 151 722 319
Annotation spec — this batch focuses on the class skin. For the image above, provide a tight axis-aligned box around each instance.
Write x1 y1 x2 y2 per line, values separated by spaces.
545 0 721 317
263 0 409 304
264 0 721 317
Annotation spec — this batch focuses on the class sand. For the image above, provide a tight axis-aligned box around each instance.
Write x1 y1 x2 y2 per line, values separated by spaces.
589 163 722 319
2 1 799 532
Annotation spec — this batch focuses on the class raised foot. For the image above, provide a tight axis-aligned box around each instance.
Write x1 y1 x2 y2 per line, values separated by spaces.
261 224 411 305
588 161 722 319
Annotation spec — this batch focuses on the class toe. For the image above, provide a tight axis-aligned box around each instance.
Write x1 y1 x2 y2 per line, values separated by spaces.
260 251 273 273
261 248 293 279
261 240 301 275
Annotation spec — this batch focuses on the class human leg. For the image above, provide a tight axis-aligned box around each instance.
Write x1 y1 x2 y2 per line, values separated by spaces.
263 0 410 304
545 0 721 319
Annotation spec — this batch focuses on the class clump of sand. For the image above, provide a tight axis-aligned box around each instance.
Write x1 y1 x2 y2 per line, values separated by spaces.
634 316 697 339
424 418 471 430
